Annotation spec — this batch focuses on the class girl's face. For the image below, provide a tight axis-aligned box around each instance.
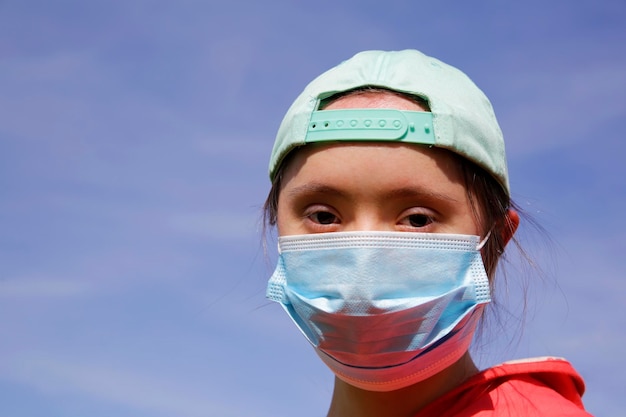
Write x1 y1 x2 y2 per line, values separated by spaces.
276 92 482 238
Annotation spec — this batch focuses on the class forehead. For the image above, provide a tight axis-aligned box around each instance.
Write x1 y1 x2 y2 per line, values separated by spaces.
281 141 466 200
322 90 428 112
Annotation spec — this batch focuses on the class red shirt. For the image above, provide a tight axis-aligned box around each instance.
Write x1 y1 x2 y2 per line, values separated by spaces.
415 357 593 416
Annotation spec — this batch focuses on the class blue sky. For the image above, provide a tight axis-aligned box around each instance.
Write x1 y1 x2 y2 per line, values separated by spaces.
0 1 624 416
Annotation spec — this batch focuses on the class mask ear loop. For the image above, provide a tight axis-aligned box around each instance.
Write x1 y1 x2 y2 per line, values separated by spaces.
476 230 492 251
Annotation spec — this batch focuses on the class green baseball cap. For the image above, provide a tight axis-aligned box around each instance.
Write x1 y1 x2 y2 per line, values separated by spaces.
269 49 509 194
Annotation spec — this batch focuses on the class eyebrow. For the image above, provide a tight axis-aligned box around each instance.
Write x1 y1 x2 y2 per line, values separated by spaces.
285 182 460 203
383 186 460 203
285 183 349 199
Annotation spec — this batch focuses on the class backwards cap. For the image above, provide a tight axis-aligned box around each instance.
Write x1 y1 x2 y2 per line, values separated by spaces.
269 49 509 194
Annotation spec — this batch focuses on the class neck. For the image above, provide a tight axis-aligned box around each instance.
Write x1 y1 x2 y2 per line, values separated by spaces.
326 352 478 417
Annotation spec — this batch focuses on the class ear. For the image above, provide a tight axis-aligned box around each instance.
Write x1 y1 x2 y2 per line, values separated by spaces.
501 208 520 246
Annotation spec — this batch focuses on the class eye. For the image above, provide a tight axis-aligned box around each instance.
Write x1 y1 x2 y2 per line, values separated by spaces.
309 210 339 225
398 211 435 230
407 214 432 228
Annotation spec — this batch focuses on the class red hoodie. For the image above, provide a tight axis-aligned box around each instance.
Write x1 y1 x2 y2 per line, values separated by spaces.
414 357 593 416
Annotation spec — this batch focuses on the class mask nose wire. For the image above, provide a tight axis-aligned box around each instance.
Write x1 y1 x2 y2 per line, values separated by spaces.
476 230 492 251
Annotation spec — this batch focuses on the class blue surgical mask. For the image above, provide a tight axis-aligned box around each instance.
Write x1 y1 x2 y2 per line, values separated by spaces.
266 231 491 392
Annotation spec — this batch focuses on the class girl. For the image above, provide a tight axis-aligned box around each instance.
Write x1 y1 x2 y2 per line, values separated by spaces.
264 50 592 416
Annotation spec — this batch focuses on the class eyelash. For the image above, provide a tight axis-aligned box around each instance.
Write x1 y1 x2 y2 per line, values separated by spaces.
401 213 433 228
309 210 339 225
300 207 340 233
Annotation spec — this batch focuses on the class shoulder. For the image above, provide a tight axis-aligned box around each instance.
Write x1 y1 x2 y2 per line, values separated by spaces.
416 357 594 417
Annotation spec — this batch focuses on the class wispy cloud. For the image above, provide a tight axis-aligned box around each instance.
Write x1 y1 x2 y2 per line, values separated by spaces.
499 58 626 156
0 355 248 417
166 211 261 240
0 276 92 298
